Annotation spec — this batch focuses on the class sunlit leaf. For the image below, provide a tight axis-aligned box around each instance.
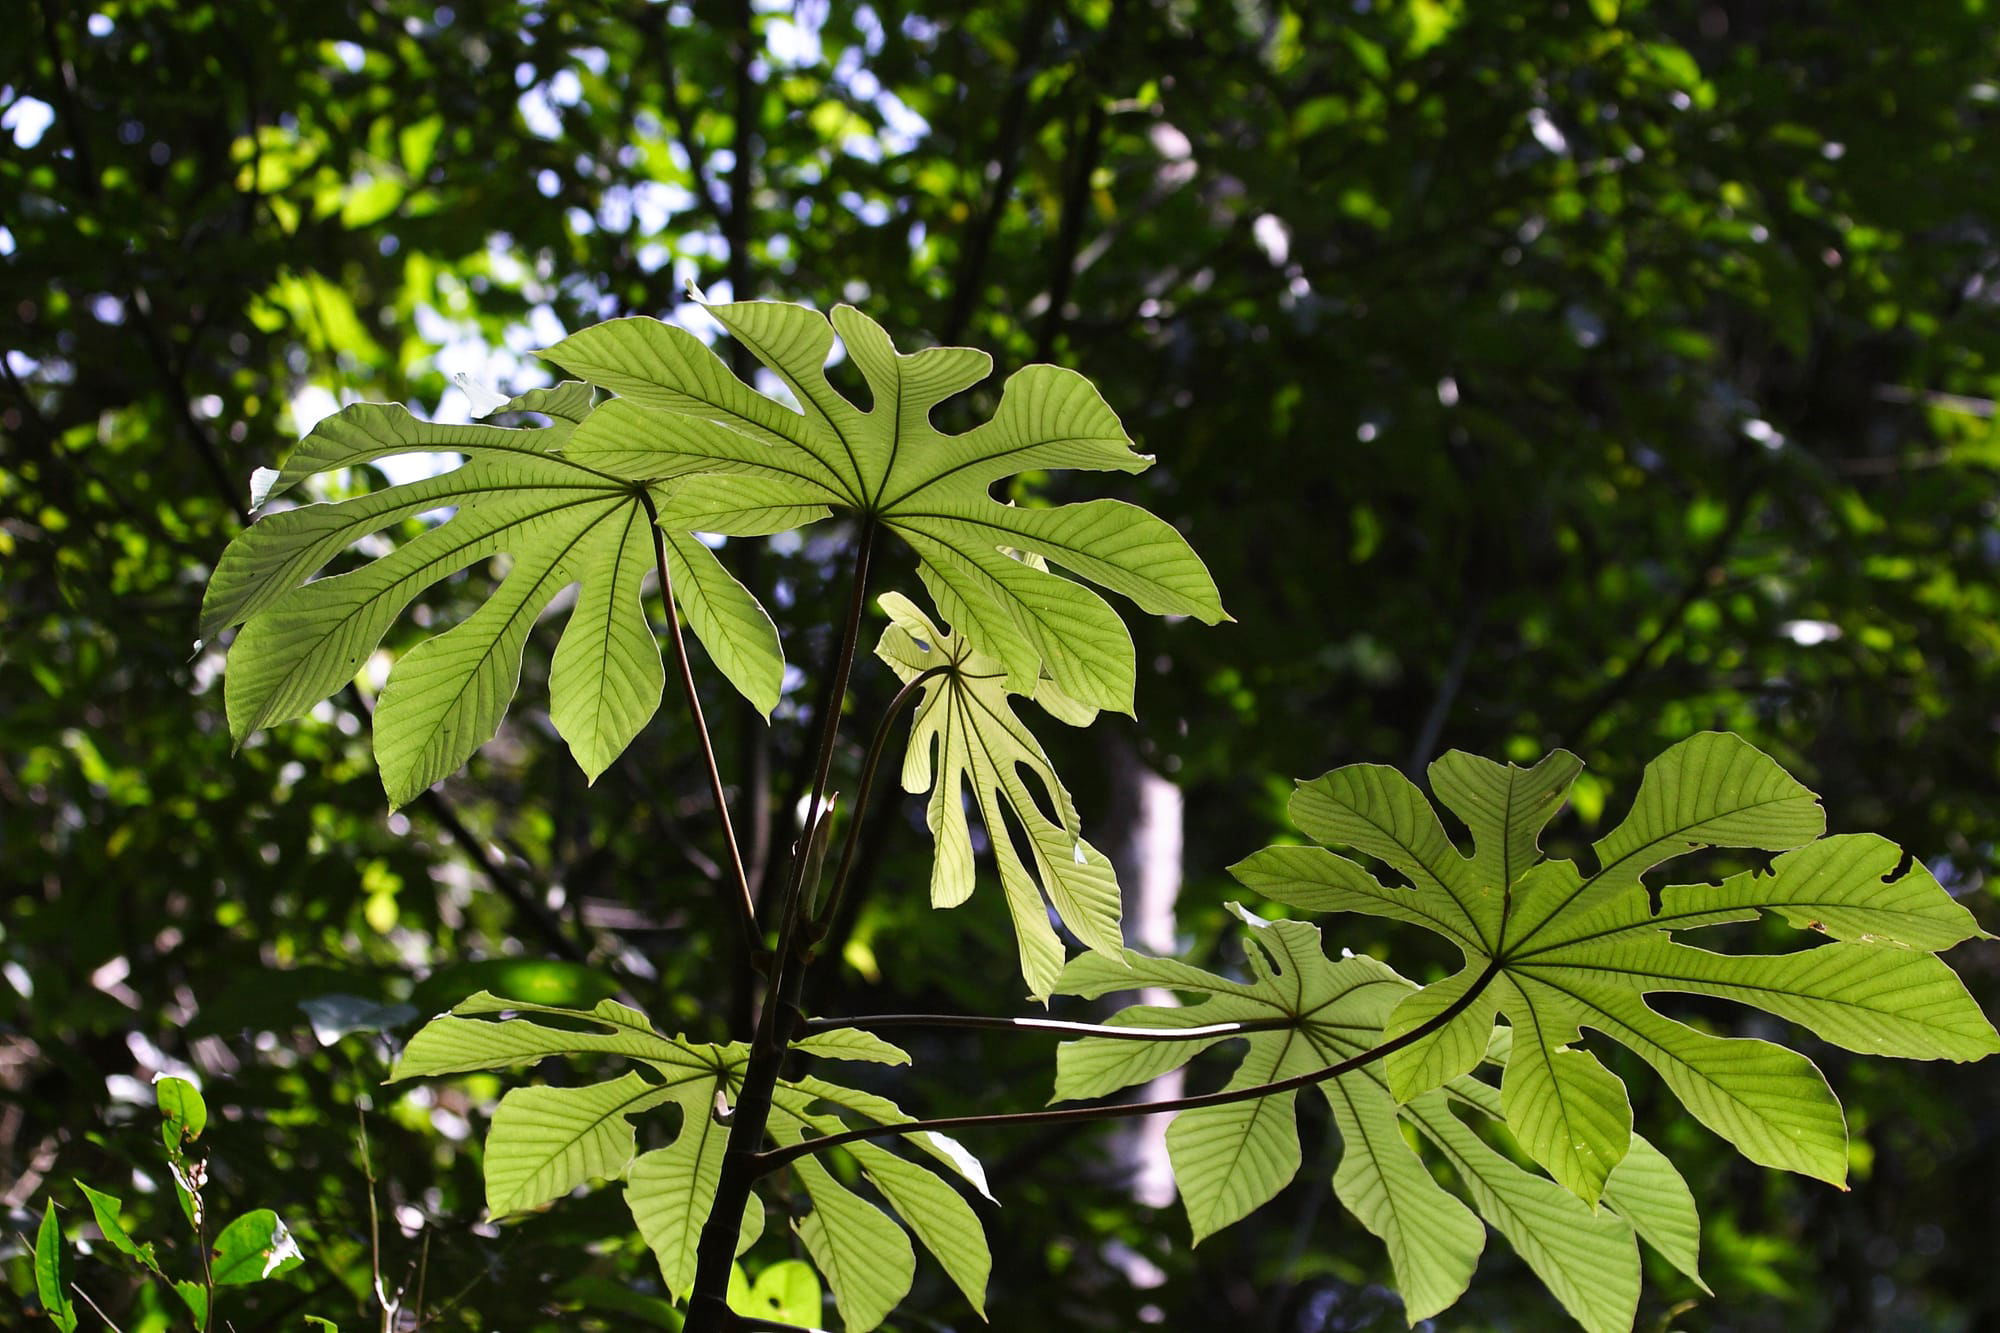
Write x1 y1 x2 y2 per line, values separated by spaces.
544 300 1226 713
1237 734 1998 1203
1057 909 1665 1329
485 1072 678 1217
731 1259 823 1327
204 385 782 803
211 1209 304 1285
772 1082 991 1318
76 1181 161 1274
34 1203 77 1333
873 591 1122 998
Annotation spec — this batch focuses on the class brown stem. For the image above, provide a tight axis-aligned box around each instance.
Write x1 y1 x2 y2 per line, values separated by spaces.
753 957 1505 1174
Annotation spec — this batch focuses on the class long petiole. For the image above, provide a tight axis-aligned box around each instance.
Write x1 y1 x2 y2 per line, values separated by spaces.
753 956 1504 1175
641 492 760 955
684 522 878 1333
801 1012 1296 1041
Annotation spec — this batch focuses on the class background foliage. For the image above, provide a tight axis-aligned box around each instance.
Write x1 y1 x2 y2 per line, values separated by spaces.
6 0 2000 1328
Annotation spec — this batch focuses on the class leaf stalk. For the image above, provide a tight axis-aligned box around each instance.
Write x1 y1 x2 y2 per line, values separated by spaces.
801 1012 1297 1042
751 956 1506 1175
640 490 760 956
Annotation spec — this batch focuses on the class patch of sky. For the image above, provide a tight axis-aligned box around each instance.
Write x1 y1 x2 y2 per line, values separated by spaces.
598 186 633 233
633 181 692 233
765 13 823 67
854 4 886 54
4 97 54 149
839 191 891 226
518 68 580 140
1527 106 1569 155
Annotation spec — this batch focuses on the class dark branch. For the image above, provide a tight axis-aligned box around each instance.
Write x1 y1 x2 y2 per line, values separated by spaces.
1560 479 1760 751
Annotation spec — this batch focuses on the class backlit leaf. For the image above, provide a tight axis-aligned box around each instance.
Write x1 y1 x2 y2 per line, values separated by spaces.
34 1203 77 1333
484 1072 677 1217
873 591 1122 998
1054 909 1655 1328
1238 733 1998 1204
544 300 1226 713
204 385 782 803
211 1209 304 1285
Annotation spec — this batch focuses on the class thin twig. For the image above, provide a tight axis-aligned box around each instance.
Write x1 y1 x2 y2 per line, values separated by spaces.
942 0 1056 345
409 782 592 967
1034 96 1109 362
412 1231 430 1328
1405 594 1485 777
753 957 1505 1174
357 1107 401 1332
70 1283 127 1332
772 524 878 943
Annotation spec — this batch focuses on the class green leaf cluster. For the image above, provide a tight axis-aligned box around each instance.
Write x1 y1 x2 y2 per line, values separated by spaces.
42 1078 306 1332
391 991 991 1332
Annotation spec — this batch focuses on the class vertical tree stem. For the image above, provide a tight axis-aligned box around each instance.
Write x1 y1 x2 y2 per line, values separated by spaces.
685 522 878 1332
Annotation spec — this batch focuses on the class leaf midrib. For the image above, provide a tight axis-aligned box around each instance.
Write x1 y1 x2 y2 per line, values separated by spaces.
1508 792 1818 955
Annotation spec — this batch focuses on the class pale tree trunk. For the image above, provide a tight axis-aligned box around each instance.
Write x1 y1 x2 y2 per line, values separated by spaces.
1102 732 1184 1209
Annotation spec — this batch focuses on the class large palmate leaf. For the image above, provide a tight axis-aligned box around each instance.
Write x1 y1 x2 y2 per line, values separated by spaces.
1054 909 1699 1332
873 591 1121 998
542 298 1227 714
1234 732 1998 1206
388 990 742 1223
389 995 990 1329
203 383 782 805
